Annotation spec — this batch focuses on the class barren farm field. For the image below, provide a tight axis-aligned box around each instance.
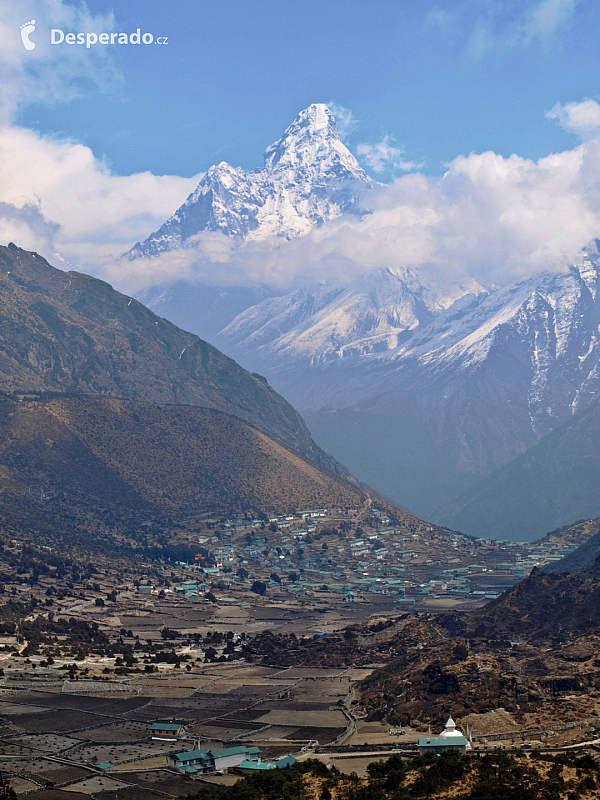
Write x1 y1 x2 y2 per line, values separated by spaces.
0 663 361 797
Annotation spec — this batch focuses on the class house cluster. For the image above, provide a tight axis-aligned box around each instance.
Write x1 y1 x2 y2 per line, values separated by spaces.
131 506 584 612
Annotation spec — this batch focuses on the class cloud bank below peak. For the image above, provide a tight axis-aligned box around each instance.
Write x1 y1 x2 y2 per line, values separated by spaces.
2 98 600 296
104 98 600 293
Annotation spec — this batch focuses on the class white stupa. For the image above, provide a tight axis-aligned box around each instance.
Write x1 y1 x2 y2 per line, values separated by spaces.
417 715 470 754
439 717 464 739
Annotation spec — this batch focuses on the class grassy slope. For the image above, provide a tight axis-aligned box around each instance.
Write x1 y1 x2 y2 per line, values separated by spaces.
0 393 368 520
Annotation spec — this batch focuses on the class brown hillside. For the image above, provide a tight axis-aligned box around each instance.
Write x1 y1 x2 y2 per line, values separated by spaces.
0 243 337 471
248 560 600 728
0 393 367 521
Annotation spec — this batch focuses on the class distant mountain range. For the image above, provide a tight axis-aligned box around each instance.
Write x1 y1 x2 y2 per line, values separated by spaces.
303 245 600 528
220 267 484 379
122 104 600 539
437 394 600 539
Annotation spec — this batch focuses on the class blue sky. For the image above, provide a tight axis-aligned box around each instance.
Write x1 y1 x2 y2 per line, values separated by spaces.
15 0 600 178
3 0 600 290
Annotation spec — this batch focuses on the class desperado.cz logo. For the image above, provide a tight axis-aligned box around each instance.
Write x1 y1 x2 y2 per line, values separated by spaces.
51 28 168 47
20 19 36 50
19 21 168 50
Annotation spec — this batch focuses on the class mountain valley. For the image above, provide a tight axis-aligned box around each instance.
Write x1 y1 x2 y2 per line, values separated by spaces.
1 104 600 800
127 104 600 534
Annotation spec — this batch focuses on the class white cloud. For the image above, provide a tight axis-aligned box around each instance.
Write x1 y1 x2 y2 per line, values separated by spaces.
356 136 422 174
2 85 600 304
0 1 202 268
520 0 579 45
424 7 456 33
466 19 494 61
0 4 190 284
0 0 589 304
546 98 600 139
327 102 358 141
434 0 580 61
102 101 600 295
0 125 201 264
0 0 121 122
0 201 59 254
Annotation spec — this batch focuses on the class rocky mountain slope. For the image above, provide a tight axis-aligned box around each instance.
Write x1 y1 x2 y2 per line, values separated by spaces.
358 564 600 726
468 563 600 641
128 103 374 258
0 243 338 472
436 395 600 540
543 518 600 573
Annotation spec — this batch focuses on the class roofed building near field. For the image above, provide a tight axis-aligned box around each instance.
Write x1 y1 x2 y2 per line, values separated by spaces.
168 749 212 773
417 717 470 755
150 721 188 740
212 745 261 771
169 744 261 774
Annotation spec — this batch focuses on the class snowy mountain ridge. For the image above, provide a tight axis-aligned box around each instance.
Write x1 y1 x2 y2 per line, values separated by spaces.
221 266 485 366
128 104 374 258
390 250 600 398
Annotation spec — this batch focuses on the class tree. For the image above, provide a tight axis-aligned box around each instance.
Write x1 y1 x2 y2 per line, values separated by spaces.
270 572 282 584
453 643 468 661
251 580 267 596
95 598 104 607
204 646 217 662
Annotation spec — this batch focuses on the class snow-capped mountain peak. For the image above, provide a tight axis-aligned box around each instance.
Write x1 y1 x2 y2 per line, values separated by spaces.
263 103 368 180
127 104 373 258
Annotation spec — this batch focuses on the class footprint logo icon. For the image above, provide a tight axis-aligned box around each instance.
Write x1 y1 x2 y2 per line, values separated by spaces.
20 20 36 51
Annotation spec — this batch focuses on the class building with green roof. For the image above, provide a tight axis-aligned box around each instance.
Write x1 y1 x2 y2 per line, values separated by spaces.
150 721 188 740
417 717 470 755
